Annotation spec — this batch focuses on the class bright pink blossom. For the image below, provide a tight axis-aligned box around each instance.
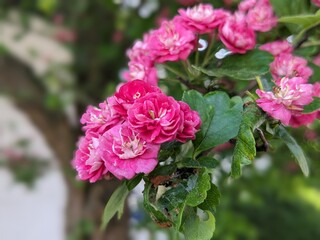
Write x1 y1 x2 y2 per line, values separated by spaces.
127 37 154 67
312 0 320 7
80 97 123 134
114 80 161 116
176 101 201 143
124 61 158 85
259 40 293 56
256 77 314 126
219 13 256 54
313 54 320 66
177 4 230 34
72 134 108 183
238 0 257 11
270 54 313 83
242 0 277 32
99 124 160 180
147 19 196 63
128 92 182 144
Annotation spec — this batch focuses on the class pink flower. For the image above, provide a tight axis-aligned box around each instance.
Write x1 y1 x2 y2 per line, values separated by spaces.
99 124 160 180
312 0 320 7
147 19 196 63
177 4 230 34
289 112 317 128
219 13 256 54
127 34 154 67
259 40 293 56
80 97 123 134
238 0 257 11
114 80 161 117
256 77 314 126
313 54 320 66
176 101 201 142
128 92 182 144
270 54 313 83
72 134 108 183
124 61 158 85
242 0 277 32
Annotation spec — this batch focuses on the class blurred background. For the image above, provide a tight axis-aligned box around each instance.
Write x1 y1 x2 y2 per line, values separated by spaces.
0 0 319 240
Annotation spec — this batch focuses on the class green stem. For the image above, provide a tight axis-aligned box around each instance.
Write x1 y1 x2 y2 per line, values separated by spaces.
202 33 215 67
163 64 187 79
256 76 264 90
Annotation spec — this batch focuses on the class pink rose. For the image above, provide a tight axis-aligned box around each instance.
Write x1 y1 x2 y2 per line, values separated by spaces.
259 40 293 56
242 0 277 32
238 0 257 11
312 0 320 7
313 54 320 66
127 33 154 67
147 19 196 63
80 96 123 134
270 53 313 83
177 4 230 34
256 77 314 126
176 101 202 143
123 61 158 86
219 13 256 54
99 124 160 180
72 134 108 183
128 92 183 144
114 80 161 116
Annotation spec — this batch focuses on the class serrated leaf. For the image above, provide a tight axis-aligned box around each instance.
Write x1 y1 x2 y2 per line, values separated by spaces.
177 156 218 169
182 210 216 240
193 91 243 156
185 171 211 207
303 97 320 113
231 102 265 178
158 141 182 162
198 183 221 213
101 182 129 230
194 50 273 80
275 126 309 176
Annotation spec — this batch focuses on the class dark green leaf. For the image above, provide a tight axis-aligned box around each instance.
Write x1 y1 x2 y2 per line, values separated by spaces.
194 50 273 80
198 183 221 213
309 62 320 83
303 97 320 113
143 181 173 227
231 102 266 178
275 126 309 176
126 174 143 191
185 171 211 207
193 91 243 156
177 156 218 169
101 182 129 230
158 141 182 162
182 210 216 240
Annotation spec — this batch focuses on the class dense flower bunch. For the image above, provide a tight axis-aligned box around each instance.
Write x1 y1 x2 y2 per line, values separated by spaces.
258 40 320 127
73 80 201 182
72 0 320 238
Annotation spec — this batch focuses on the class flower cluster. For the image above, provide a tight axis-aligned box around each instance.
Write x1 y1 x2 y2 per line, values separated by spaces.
72 80 201 182
124 1 277 87
257 40 319 127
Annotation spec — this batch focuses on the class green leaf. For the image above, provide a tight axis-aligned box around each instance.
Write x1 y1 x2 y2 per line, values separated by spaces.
143 181 173 227
194 50 273 80
275 126 309 176
101 182 129 230
126 174 143 191
185 171 211 207
198 183 221 213
192 91 243 156
309 62 320 83
303 97 320 113
177 156 218 169
231 102 265 178
158 141 182 162
182 210 216 240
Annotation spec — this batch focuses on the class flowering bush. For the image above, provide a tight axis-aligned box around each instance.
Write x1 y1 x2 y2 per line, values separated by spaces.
72 1 320 239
